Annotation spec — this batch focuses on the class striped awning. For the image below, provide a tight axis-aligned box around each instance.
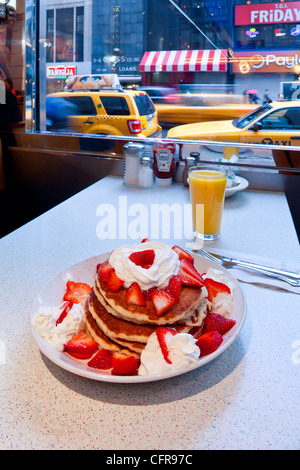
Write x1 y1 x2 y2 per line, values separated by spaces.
139 49 228 72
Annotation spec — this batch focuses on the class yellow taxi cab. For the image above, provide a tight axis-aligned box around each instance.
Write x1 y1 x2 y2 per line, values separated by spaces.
156 101 257 125
154 90 256 125
166 92 249 106
167 100 300 147
46 74 162 138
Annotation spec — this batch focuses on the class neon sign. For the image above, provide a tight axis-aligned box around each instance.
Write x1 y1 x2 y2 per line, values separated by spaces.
246 27 260 38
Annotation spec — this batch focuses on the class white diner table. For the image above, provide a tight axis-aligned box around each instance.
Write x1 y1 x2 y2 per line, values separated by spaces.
0 175 299 451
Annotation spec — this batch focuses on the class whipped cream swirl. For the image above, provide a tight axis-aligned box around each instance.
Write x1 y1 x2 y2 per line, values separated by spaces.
138 331 200 375
31 303 85 351
109 241 180 290
203 268 235 316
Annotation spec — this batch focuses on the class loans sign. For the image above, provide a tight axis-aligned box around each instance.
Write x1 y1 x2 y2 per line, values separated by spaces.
235 2 300 25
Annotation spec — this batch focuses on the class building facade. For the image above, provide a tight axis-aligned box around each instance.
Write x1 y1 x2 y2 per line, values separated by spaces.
232 1 300 98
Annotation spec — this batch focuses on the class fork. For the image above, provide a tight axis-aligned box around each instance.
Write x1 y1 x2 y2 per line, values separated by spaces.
194 248 300 287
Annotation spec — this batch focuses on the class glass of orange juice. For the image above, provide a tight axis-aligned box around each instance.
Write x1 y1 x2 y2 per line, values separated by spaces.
188 165 228 240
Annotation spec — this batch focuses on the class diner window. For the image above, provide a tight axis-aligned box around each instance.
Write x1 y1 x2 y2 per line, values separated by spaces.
25 0 300 168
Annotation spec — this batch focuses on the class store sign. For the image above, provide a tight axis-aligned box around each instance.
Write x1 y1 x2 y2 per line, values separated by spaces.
246 28 260 38
235 2 300 26
47 65 77 79
291 26 300 36
232 50 300 73
275 28 286 37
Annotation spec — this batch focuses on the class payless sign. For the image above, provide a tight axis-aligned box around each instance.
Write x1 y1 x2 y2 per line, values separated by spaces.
232 50 300 73
235 2 300 25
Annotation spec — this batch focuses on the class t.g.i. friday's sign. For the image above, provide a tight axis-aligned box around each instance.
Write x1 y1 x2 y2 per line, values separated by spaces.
235 2 300 25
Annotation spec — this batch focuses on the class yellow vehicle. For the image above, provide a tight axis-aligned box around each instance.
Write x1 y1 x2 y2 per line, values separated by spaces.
46 88 162 138
167 101 300 146
156 102 257 125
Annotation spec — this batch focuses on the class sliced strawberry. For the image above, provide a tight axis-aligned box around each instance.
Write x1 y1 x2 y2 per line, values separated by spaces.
156 326 179 364
106 268 124 292
64 331 98 359
172 245 194 264
203 278 231 303
129 249 155 269
98 261 113 283
143 286 157 301
196 330 223 357
204 313 236 336
151 289 175 317
165 275 182 303
111 355 139 376
141 237 150 243
56 300 74 326
63 280 92 305
178 259 204 287
126 282 146 306
87 348 113 370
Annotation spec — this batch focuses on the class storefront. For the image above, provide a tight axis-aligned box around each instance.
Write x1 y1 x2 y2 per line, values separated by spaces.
233 1 300 99
139 49 228 86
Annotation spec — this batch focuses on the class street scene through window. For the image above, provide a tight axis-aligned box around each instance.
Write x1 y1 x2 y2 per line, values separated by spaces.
22 0 300 167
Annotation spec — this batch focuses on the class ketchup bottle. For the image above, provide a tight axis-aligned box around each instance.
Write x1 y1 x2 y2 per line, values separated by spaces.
153 140 176 186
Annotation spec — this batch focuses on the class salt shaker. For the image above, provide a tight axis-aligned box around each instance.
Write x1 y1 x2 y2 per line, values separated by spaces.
123 142 145 186
138 156 153 189
182 156 196 186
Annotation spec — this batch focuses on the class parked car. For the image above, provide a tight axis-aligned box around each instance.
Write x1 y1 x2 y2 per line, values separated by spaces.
46 88 162 138
167 100 300 146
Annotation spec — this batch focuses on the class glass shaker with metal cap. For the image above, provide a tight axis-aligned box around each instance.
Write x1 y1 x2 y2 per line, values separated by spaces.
138 156 153 189
182 152 200 186
123 142 145 186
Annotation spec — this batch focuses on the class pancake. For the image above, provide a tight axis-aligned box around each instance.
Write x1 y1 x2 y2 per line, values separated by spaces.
88 289 193 348
84 308 141 358
95 275 207 326
88 289 156 343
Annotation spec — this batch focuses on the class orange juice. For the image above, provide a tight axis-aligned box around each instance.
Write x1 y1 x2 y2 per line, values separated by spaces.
189 167 227 239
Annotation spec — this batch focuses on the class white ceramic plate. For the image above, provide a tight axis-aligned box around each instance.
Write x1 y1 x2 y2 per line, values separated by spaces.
30 252 246 383
225 176 249 198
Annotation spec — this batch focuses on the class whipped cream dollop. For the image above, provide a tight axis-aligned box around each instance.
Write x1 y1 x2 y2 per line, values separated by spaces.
138 331 200 376
109 241 180 290
203 268 235 316
31 303 85 351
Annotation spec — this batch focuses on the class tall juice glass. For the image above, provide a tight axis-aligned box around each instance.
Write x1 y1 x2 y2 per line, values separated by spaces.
188 166 227 240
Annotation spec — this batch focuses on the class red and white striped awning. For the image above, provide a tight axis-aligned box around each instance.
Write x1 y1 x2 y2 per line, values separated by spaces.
139 49 228 72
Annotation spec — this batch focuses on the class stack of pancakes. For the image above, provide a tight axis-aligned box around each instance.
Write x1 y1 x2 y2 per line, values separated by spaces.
84 258 208 359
